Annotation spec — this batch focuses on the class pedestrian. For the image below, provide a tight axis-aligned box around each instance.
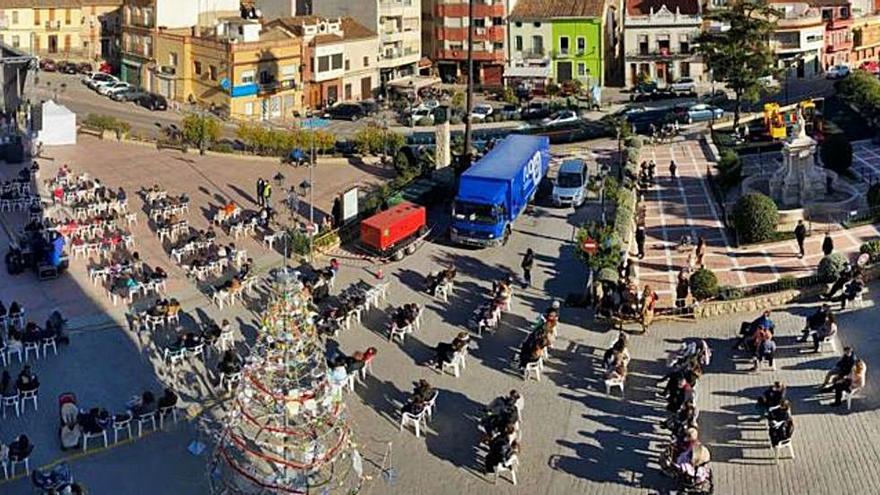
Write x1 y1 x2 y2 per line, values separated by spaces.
669 160 677 179
794 220 807 258
695 236 706 267
263 181 273 209
648 160 656 182
521 248 535 289
636 225 646 259
256 178 265 207
822 231 834 256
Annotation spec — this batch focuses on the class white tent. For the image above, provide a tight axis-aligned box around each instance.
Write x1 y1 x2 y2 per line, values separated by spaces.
36 100 76 146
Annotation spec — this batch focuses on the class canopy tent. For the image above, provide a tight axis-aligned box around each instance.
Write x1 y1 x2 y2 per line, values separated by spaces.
388 75 441 92
36 100 76 146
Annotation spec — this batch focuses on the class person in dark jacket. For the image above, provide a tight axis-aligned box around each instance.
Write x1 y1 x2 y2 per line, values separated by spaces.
757 381 786 415
520 249 535 288
794 220 807 258
256 178 265 207
636 225 646 259
821 347 857 388
822 231 834 256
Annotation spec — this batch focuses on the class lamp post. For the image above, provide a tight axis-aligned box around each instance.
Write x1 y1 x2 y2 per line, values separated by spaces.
462 0 475 169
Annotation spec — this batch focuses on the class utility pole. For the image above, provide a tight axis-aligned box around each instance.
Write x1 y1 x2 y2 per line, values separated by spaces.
462 0 475 170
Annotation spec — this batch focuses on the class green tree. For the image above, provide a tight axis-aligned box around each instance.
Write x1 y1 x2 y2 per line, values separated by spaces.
690 267 720 300
451 91 465 110
182 113 220 155
717 149 743 192
501 86 518 104
733 192 779 243
696 0 780 128
819 133 853 174
546 83 560 101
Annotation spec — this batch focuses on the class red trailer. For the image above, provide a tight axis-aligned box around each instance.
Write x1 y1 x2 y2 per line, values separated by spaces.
360 201 428 260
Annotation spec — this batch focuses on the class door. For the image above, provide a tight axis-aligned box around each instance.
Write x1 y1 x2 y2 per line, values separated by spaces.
557 61 573 82
157 78 171 98
656 62 667 83
360 76 372 100
270 96 281 119
48 35 58 54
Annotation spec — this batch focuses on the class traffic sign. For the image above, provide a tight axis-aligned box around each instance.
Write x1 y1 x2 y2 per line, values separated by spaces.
581 237 598 255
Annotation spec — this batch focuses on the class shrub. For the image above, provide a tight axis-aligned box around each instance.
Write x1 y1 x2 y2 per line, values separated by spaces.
818 253 848 283
819 133 853 174
860 239 880 257
449 115 463 125
690 268 720 300
777 275 798 290
416 117 433 127
451 91 465 109
210 142 234 153
287 229 310 256
717 149 743 192
717 285 744 301
868 183 880 208
354 125 404 156
502 86 518 104
182 113 220 149
393 151 419 181
624 135 643 149
733 193 778 244
82 113 130 134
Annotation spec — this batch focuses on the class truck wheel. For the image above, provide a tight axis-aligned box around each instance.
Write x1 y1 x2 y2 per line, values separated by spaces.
404 244 417 255
392 250 405 261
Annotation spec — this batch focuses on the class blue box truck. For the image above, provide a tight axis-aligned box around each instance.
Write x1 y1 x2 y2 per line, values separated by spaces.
450 135 550 247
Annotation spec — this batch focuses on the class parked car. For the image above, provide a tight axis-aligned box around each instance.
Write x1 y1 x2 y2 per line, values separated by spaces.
359 99 380 116
541 109 579 127
521 100 552 121
409 107 434 126
497 104 521 121
99 81 132 96
110 88 147 102
860 61 880 75
92 77 121 93
683 103 724 124
552 159 589 207
136 93 168 111
39 58 57 72
630 81 658 101
57 61 78 74
76 62 94 74
470 103 494 121
324 103 365 121
669 77 697 95
86 73 118 90
826 65 851 79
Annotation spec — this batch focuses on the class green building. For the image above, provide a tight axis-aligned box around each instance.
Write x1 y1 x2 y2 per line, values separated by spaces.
508 0 623 87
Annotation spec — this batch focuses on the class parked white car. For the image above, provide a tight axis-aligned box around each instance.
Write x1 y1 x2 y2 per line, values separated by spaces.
669 77 696 95
85 72 117 89
409 107 435 126
826 65 851 79
541 109 579 127
99 81 132 96
469 103 494 121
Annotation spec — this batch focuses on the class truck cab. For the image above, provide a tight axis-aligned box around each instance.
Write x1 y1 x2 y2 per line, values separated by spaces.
552 159 588 207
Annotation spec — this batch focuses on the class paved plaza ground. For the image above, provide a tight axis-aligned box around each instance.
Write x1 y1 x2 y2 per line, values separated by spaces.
636 138 880 301
0 137 879 495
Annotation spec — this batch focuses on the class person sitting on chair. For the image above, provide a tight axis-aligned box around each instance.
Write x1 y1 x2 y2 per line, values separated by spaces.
128 391 155 417
800 304 832 342
484 438 519 475
734 310 775 349
829 274 865 309
810 314 838 353
8 434 33 461
218 350 243 375
768 400 794 447
757 381 786 415
433 333 469 370
15 365 39 392
157 388 178 410
824 359 867 407
821 347 858 388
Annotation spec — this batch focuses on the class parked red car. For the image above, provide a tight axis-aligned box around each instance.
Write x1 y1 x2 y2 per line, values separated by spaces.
860 60 879 75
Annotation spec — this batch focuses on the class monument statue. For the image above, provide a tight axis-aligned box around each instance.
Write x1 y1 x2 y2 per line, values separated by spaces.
769 110 829 208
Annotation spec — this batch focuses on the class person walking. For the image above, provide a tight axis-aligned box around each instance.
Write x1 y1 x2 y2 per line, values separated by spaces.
636 225 646 259
521 249 535 289
669 160 677 179
262 181 273 209
256 178 265 207
695 236 706 267
794 220 807 258
822 231 834 256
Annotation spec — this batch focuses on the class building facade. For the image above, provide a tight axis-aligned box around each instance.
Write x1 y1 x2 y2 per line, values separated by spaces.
154 17 304 121
281 0 421 85
0 0 121 64
421 0 506 85
624 0 703 86
852 14 880 65
814 0 853 68
270 16 380 108
770 2 825 78
119 0 239 91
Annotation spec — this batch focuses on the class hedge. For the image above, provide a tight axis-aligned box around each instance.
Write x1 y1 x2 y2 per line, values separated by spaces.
690 267 720 300
82 114 131 135
733 193 779 244
818 253 848 283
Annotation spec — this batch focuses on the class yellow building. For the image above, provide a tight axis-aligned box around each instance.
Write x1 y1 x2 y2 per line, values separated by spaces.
0 0 121 64
155 17 304 121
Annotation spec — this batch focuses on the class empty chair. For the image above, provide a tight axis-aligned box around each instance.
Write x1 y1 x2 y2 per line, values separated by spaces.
112 414 133 443
136 411 157 436
399 408 429 438
20 388 38 413
82 428 108 452
2 392 20 418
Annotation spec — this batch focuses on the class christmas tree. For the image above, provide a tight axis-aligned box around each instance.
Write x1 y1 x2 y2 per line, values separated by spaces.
210 269 363 494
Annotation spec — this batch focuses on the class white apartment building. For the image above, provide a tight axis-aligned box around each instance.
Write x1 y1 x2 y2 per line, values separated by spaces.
624 0 704 86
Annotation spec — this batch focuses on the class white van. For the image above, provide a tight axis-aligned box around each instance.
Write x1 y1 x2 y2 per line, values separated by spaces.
552 159 588 207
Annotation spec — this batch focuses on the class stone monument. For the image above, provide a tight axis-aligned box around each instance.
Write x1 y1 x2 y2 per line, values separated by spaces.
768 108 831 208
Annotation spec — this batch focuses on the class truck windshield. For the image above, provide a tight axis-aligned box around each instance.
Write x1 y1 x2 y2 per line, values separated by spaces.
557 172 583 188
453 201 497 225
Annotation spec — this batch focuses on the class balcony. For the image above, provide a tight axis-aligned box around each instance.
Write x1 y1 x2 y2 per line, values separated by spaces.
258 79 297 95
826 16 853 31
626 49 695 61
516 49 546 60
826 39 854 53
435 26 504 43
437 49 504 62
45 20 62 31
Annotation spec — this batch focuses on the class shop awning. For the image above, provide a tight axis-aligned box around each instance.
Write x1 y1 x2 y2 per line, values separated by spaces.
388 75 441 90
504 65 551 79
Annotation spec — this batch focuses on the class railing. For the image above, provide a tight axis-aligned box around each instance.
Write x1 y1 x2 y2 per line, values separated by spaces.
45 20 62 31
258 79 296 94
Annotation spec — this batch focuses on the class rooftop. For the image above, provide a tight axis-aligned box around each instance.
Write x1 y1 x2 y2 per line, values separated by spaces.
270 16 376 43
626 0 701 16
510 0 607 19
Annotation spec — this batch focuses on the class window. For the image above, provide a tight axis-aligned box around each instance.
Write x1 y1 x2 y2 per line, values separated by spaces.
11 35 19 48
331 53 343 70
34 9 40 25
318 55 329 72
474 18 485 28
515 21 522 28
363 56 369 67
65 8 71 24
194 61 202 75
492 17 502 26
531 35 543 54
577 37 585 53
578 63 586 76
559 36 569 55
11 11 17 24
533 22 541 28
244 102 254 115
345 83 352 100
209 65 217 81
345 59 350 70
822 8 832 20
241 70 255 83
493 42 503 51
64 35 70 51
169 52 178 67
638 34 649 55
515 35 523 52
841 6 849 18
680 61 691 77
280 65 297 78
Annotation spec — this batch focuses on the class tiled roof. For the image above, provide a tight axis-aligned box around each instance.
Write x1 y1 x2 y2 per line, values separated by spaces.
0 0 121 6
626 0 700 15
340 17 376 40
272 15 376 42
510 0 607 19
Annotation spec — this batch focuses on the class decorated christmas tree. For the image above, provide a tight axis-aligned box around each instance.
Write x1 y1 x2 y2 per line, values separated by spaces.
210 269 363 494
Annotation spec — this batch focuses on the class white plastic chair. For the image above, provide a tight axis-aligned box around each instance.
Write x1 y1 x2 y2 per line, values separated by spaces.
8 452 29 477
137 411 157 436
389 322 410 343
523 358 543 381
400 408 429 437
424 390 439 420
493 454 519 485
20 389 38 413
772 439 795 461
441 352 465 378
83 429 108 452
1 393 20 418
158 405 179 429
42 337 58 357
220 371 242 393
23 341 40 361
113 415 133 443
818 335 837 353
163 348 186 369
604 376 626 397
845 386 864 411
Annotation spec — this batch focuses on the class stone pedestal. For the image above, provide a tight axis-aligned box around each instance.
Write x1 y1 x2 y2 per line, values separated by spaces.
768 132 829 209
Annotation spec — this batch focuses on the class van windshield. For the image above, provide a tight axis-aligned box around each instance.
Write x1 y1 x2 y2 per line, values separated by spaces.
453 201 498 225
557 172 583 188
